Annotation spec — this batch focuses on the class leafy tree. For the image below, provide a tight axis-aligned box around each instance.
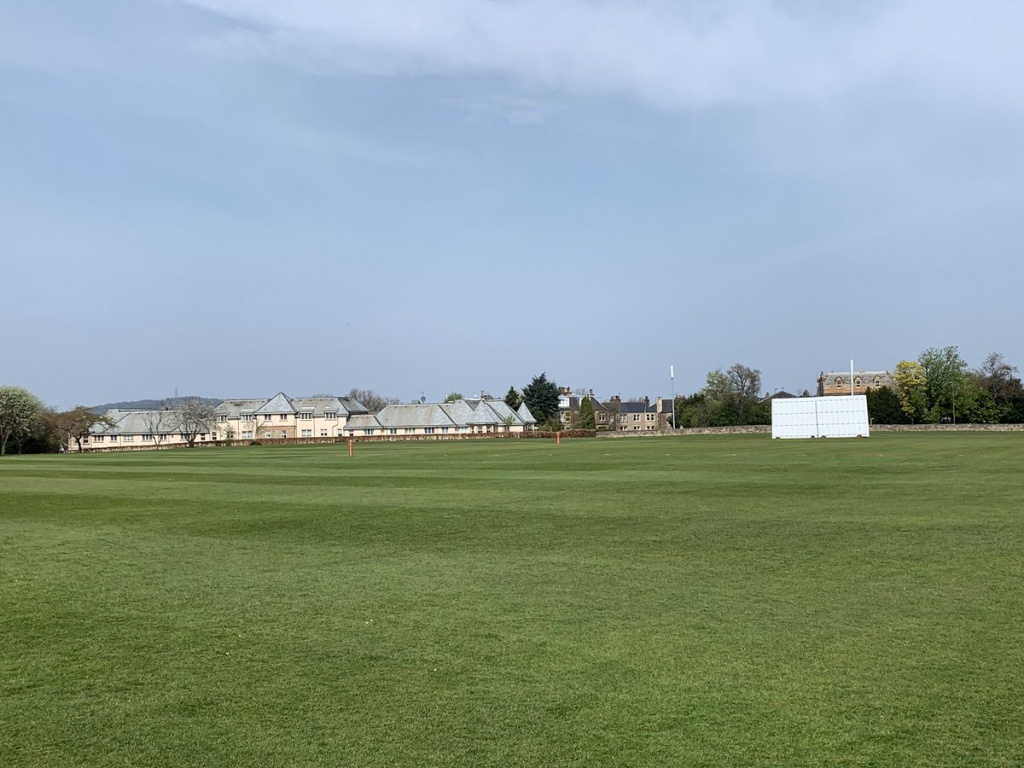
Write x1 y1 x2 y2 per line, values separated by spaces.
918 346 969 422
173 398 217 448
444 392 463 403
577 396 596 430
865 387 908 424
0 385 46 456
522 373 560 427
56 406 117 452
503 387 522 411
977 353 1022 423
893 360 928 423
697 363 763 425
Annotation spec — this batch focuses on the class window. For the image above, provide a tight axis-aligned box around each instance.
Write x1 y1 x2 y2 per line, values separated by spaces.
142 434 153 442
405 428 414 434
264 431 273 438
320 429 327 437
279 414 288 421
279 431 287 439
299 412 312 420
124 435 134 442
425 427 436 434
388 428 398 435
633 414 640 422
263 414 271 421
441 427 449 434
854 377 862 387
325 411 337 420
301 429 312 438
619 414 627 423
242 431 253 439
242 414 255 421
835 377 844 387
646 413 655 421
211 432 218 440
364 429 374 435
874 377 882 387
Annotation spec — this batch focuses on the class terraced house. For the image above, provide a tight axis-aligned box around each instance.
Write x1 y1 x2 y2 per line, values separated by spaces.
344 398 536 438
215 393 369 440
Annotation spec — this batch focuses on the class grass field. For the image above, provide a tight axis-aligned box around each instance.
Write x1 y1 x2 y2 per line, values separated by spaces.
2 433 1023 767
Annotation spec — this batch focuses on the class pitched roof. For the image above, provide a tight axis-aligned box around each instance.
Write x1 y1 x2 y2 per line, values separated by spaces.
345 414 382 431
255 392 295 415
216 398 269 418
375 404 457 428
517 403 537 424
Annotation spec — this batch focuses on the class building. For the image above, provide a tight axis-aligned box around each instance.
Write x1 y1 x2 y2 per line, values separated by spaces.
86 408 209 449
215 393 368 441
343 398 536 438
82 392 369 449
817 370 894 397
603 395 662 431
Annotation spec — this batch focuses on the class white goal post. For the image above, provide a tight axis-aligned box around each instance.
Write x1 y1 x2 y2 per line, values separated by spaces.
771 395 870 439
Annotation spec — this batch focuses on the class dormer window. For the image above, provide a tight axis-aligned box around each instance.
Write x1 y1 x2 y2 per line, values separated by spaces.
835 377 844 387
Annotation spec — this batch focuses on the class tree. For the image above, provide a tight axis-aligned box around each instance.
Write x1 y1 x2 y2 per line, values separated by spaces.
346 388 400 414
0 386 46 456
143 407 174 449
865 387 907 425
173 398 217 448
977 353 1022 407
503 387 522 411
444 392 463 403
577 396 596 429
56 406 117 452
522 373 560 428
697 363 763 425
893 360 928 423
918 346 969 422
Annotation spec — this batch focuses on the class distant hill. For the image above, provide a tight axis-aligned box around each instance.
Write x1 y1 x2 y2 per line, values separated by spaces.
91 397 222 414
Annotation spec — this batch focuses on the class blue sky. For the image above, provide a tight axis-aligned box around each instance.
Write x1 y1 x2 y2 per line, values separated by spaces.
3 0 1023 409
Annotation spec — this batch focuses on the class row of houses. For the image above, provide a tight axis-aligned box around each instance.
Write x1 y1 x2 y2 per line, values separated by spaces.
80 368 896 449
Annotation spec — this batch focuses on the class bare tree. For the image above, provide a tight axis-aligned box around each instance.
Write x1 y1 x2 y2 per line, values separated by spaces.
346 388 400 414
56 406 116 452
173 398 217 448
144 405 173 449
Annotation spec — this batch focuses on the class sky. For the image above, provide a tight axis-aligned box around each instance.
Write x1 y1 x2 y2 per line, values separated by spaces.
3 0 1023 409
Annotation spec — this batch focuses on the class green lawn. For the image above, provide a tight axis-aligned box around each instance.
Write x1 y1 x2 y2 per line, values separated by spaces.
2 434 1023 767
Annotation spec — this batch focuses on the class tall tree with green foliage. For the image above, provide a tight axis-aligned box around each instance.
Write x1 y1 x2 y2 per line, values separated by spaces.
893 360 928 423
918 346 969 422
0 385 46 455
865 387 908 424
577 396 596 429
503 387 522 411
443 392 463 403
522 373 559 428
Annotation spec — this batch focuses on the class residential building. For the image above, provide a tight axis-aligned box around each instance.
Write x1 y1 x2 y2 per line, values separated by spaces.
215 393 368 440
817 370 894 397
343 398 536 438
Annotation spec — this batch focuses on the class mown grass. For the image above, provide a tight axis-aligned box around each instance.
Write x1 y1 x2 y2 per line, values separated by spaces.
2 433 1023 767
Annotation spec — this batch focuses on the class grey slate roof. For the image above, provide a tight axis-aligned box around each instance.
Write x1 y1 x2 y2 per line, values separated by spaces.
216 398 269 419
255 392 295 415
345 414 382 431
517 403 537 424
375 404 457 428
92 409 186 436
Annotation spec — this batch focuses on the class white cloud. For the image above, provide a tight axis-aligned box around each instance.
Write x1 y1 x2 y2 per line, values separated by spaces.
177 0 1024 113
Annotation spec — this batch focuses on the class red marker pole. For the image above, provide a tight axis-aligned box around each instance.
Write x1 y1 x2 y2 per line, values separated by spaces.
556 431 561 445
